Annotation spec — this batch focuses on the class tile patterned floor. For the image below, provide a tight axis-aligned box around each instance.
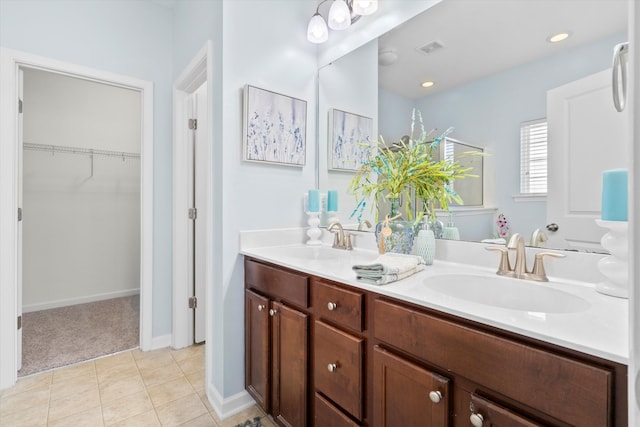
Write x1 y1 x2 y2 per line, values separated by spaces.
0 345 277 427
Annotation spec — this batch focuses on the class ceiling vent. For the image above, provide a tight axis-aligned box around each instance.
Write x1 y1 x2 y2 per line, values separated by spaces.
417 40 445 55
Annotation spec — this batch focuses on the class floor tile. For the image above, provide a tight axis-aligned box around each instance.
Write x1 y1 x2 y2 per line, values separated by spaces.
177 354 205 375
0 402 48 427
171 345 204 362
186 369 206 392
135 351 176 374
52 360 96 383
1 371 53 398
96 360 140 384
102 391 153 425
50 372 98 401
155 393 208 426
147 376 195 407
99 374 146 404
140 361 184 388
0 384 51 416
48 405 104 427
108 409 160 427
48 387 101 422
219 406 267 427
178 412 219 427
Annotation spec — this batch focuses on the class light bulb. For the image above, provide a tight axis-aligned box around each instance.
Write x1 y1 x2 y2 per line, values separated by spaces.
353 0 378 16
328 0 351 30
307 13 328 44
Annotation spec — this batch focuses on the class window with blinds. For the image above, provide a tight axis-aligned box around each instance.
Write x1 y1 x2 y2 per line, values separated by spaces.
520 119 547 194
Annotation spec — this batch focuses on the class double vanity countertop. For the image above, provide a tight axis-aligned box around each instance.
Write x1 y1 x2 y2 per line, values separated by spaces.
240 234 628 365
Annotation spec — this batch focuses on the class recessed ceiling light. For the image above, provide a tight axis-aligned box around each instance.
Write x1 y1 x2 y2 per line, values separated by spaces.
547 32 570 43
421 81 435 88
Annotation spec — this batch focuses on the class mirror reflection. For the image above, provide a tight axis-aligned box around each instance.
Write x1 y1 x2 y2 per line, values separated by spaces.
318 0 628 252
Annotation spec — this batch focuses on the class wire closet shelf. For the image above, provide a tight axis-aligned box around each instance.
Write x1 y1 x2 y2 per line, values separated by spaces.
23 142 140 160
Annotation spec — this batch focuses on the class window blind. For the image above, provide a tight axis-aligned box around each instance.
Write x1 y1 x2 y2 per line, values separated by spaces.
520 119 547 194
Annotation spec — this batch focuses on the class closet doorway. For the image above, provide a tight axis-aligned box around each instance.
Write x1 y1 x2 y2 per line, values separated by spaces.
19 68 142 376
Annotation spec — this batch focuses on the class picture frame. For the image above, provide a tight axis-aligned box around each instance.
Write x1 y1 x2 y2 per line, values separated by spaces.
329 108 373 171
243 84 307 167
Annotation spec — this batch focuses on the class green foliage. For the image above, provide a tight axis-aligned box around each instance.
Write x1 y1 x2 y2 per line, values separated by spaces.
348 110 477 222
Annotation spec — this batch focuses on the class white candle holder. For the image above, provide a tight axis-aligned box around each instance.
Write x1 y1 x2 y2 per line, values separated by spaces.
306 211 322 246
595 219 628 298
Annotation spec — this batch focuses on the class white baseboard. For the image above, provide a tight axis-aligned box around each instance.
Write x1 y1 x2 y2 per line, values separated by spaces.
150 334 172 350
23 288 140 313
207 384 256 420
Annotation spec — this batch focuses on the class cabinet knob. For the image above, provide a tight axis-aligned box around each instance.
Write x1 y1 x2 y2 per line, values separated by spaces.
327 363 337 372
470 413 484 427
428 390 442 403
269 309 277 316
327 302 337 311
257 304 265 311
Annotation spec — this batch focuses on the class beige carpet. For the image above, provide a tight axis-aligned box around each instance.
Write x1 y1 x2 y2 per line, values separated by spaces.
19 295 140 377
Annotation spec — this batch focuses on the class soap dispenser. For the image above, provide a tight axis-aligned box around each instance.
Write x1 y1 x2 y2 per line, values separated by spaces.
416 218 436 265
442 213 460 240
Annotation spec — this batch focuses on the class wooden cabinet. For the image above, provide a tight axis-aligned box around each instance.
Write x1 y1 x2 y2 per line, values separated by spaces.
372 346 451 427
245 259 310 427
244 257 627 427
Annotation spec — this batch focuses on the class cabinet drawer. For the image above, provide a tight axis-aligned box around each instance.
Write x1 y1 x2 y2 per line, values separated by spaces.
314 321 364 420
312 280 363 332
374 299 613 426
245 259 309 308
470 393 544 427
314 393 359 427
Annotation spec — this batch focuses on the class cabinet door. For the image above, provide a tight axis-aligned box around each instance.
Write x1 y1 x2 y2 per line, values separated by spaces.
373 346 451 427
271 301 309 427
245 290 270 412
470 394 544 427
315 393 360 427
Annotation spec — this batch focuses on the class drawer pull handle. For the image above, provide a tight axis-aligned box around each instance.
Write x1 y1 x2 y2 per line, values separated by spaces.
269 309 278 317
257 304 265 311
428 390 442 403
327 363 337 372
327 302 338 311
470 413 484 427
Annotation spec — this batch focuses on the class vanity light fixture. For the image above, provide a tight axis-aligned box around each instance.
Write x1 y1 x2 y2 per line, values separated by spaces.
421 81 435 88
307 0 379 44
547 32 571 43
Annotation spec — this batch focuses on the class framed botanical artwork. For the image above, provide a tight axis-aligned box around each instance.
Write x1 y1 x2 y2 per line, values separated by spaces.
243 84 307 167
329 108 373 171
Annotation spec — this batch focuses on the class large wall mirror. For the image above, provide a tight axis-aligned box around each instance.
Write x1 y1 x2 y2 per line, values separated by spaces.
317 0 628 251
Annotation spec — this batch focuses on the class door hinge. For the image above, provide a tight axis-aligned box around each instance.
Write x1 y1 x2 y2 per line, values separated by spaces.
18 99 23 114
18 207 22 222
17 315 22 330
188 118 197 130
188 296 197 309
188 208 197 220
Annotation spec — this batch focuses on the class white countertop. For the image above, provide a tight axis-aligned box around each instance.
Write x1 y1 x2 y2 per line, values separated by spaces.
241 242 628 365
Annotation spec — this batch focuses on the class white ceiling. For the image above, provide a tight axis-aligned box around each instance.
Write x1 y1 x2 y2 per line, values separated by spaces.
378 0 628 99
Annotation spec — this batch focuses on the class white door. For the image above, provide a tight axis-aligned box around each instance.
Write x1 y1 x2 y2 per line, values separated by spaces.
17 68 24 371
546 68 629 251
189 82 207 344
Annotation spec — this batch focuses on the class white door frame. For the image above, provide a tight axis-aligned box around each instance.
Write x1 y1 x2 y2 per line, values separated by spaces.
0 47 154 389
172 41 213 350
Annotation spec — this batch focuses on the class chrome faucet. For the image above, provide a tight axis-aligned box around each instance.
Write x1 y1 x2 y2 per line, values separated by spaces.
486 232 565 281
328 221 353 250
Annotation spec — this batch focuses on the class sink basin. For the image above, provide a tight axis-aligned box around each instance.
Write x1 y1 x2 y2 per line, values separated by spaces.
422 274 591 314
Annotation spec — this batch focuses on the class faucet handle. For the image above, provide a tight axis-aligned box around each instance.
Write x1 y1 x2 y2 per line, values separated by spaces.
530 252 566 282
344 232 353 250
485 246 512 276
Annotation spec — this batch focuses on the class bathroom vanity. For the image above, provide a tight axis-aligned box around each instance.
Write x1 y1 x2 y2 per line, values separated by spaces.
242 243 627 427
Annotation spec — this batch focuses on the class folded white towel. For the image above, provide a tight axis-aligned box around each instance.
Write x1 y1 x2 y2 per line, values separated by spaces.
353 253 425 285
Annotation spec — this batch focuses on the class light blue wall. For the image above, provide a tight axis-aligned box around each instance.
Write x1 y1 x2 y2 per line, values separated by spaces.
407 33 626 238
0 0 174 337
378 87 415 143
172 0 318 397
